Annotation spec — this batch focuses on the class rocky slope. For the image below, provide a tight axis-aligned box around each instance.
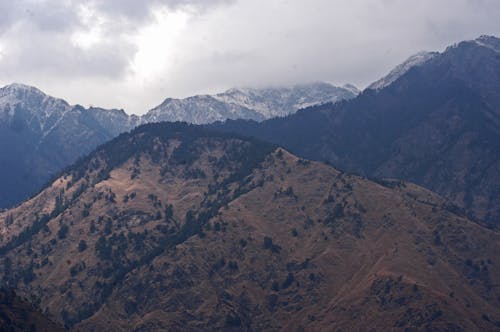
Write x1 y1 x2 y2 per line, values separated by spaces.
212 35 500 227
0 122 498 331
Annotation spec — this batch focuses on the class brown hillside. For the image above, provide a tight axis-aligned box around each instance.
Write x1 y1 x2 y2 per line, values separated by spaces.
0 288 66 331
0 123 498 331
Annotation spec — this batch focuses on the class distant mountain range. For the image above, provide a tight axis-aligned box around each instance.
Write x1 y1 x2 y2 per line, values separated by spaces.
0 82 356 208
1 122 497 330
144 82 359 124
211 35 500 227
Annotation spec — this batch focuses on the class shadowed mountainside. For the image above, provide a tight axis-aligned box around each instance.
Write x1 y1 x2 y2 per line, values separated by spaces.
210 35 500 227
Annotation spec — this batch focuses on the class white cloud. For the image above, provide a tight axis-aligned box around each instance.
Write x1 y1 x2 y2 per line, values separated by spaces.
129 8 189 81
0 0 499 114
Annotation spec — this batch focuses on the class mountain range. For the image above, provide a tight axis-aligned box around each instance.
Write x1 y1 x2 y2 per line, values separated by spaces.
211 35 500 228
144 83 359 124
0 122 498 330
0 82 356 209
0 35 499 331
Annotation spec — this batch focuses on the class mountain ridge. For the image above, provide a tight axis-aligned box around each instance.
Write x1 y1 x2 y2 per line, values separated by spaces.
210 35 500 227
0 122 498 330
0 81 355 209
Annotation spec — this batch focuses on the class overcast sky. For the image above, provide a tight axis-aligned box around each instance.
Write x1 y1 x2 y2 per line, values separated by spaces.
0 0 499 114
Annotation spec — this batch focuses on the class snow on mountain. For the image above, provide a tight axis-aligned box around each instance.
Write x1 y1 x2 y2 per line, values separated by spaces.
471 35 500 53
0 83 132 208
341 84 360 95
213 82 358 119
87 107 140 136
141 95 265 125
143 82 359 124
368 36 500 92
0 83 72 137
367 51 438 91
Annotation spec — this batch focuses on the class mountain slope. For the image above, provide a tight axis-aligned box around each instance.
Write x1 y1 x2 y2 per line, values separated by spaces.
213 82 359 119
0 288 66 331
367 51 438 90
0 122 498 331
142 94 266 125
0 82 355 209
211 35 500 227
0 84 137 209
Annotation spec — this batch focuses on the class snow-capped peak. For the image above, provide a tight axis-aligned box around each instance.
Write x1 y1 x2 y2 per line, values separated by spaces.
0 83 74 137
473 35 500 53
367 51 438 91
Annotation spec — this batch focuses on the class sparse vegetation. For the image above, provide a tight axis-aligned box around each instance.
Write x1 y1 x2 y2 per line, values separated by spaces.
0 121 498 330
78 240 87 252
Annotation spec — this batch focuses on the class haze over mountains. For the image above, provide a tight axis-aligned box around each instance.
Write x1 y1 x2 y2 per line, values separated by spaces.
0 82 356 209
212 35 500 227
0 122 498 330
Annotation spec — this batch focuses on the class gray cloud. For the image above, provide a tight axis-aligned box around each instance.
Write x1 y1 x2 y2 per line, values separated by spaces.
0 0 499 114
88 0 235 21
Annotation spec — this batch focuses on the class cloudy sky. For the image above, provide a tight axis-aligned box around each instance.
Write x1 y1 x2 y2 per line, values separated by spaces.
0 0 499 114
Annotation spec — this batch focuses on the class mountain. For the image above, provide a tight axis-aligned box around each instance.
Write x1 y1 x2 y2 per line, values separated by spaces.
142 82 359 125
0 83 136 209
212 82 359 119
0 288 66 331
367 51 438 90
211 35 500 227
0 82 356 210
142 94 266 124
0 122 498 330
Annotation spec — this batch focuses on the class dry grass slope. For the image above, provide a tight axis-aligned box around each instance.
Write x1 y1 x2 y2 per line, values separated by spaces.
0 123 498 331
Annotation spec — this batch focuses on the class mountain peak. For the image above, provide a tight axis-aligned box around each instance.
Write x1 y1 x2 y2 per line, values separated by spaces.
0 83 46 97
473 34 500 52
367 51 438 90
144 82 358 124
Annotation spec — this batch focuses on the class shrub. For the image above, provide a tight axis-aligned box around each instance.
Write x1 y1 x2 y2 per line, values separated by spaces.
78 240 87 252
263 236 281 253
58 224 69 239
282 273 294 289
